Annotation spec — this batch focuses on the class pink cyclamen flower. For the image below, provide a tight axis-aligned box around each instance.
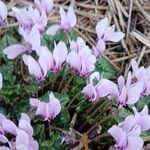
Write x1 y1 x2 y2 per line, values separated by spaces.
116 72 143 106
67 38 96 77
30 93 61 121
39 41 68 73
70 37 86 53
108 125 143 150
0 113 39 150
23 54 46 81
4 26 41 59
123 106 150 132
12 5 47 32
93 17 125 57
131 59 150 96
82 72 100 102
34 0 53 16
83 72 119 102
0 0 7 27
46 6 76 35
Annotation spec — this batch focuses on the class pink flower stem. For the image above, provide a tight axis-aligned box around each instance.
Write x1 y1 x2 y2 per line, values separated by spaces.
51 73 59 90
36 80 38 98
42 81 44 95
67 91 81 109
61 72 75 94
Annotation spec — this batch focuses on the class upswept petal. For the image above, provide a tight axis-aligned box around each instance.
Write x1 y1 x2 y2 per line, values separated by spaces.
66 51 81 72
3 44 25 59
30 98 40 107
29 26 41 54
36 102 47 117
60 6 67 28
23 55 43 80
103 25 115 41
19 120 33 136
0 73 3 90
0 1 7 19
49 93 61 117
96 18 109 39
46 24 61 36
82 83 97 102
127 82 143 105
16 129 29 148
85 55 96 72
67 6 77 28
106 32 125 42
117 75 125 91
2 119 17 135
96 39 106 55
126 136 143 150
53 41 67 65
108 125 125 144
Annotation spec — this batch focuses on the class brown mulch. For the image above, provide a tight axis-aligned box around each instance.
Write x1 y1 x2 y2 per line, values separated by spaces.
4 0 150 76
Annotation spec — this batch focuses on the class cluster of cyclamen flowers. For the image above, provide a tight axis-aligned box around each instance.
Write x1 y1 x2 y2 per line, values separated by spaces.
108 105 150 150
0 113 39 150
0 0 150 149
83 59 150 105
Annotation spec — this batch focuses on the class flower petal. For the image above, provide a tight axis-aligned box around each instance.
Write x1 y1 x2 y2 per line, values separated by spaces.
3 44 25 59
96 18 109 39
46 24 61 36
53 41 68 65
127 137 143 150
2 119 17 135
67 6 77 28
0 73 3 90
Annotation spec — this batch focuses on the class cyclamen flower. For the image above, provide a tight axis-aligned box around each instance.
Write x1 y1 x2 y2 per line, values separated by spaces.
124 106 150 132
0 0 7 27
39 41 68 73
46 6 76 35
93 17 125 57
23 54 46 81
34 0 53 16
12 5 47 32
108 124 143 150
70 37 86 53
4 26 41 59
30 93 61 121
0 113 38 150
67 38 96 77
131 59 150 96
83 72 119 102
116 72 143 106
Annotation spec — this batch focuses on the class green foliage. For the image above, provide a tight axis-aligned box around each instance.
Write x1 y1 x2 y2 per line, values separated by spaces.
115 107 132 123
135 95 150 110
95 58 116 79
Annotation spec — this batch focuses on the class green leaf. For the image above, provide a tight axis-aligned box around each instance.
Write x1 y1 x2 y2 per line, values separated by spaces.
115 107 132 123
68 30 78 40
136 95 150 110
55 31 69 44
95 58 116 79
34 124 46 143
60 108 70 125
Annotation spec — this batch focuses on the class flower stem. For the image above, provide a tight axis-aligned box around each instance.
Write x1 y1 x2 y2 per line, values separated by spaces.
36 80 38 98
58 71 70 92
61 73 75 94
51 73 59 90
67 91 81 109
